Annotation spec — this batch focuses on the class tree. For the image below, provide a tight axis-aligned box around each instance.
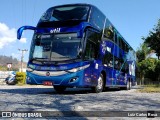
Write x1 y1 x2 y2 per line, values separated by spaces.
155 60 160 82
136 43 151 62
136 42 151 85
136 19 160 85
144 19 160 59
138 58 157 85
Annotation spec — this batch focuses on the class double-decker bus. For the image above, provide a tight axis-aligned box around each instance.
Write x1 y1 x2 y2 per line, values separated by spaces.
17 3 136 93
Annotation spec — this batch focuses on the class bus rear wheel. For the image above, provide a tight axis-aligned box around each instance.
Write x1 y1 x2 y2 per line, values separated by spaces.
54 85 66 93
91 74 104 93
124 80 131 90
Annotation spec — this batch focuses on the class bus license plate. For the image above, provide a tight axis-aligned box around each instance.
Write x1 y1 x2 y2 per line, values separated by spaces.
43 81 53 86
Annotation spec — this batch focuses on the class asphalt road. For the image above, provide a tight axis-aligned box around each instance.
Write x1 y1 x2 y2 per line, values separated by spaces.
0 85 160 119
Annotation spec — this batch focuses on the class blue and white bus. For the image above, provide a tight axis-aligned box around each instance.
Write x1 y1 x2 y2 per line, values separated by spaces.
17 3 136 93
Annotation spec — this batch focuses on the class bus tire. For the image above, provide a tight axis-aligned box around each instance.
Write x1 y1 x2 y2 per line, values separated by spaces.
91 74 104 93
54 86 66 93
125 80 131 90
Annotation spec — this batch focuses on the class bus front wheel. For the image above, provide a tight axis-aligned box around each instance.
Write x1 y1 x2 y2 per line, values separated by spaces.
54 85 66 93
91 74 104 93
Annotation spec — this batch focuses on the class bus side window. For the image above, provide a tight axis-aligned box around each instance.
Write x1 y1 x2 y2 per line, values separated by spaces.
85 42 96 59
119 36 129 52
114 33 118 44
103 22 114 40
114 57 121 70
122 41 125 51
84 31 100 60
103 52 113 67
121 62 127 72
89 7 105 30
126 46 129 52
119 37 122 49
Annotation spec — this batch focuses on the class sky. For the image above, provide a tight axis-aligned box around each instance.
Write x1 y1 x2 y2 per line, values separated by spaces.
0 0 160 62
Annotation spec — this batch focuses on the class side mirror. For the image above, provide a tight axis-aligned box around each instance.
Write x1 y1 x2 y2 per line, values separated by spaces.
17 26 36 39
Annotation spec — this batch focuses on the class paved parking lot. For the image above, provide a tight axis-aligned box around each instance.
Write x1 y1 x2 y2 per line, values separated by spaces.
0 85 160 119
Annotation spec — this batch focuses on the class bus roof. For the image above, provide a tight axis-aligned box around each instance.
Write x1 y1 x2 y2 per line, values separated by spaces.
52 3 94 8
48 3 135 51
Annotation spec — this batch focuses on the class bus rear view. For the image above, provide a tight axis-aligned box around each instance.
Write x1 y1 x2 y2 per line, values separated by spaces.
17 4 136 93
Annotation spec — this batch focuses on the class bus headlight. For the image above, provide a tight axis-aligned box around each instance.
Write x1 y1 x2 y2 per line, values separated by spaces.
27 67 33 72
68 64 90 73
68 68 79 72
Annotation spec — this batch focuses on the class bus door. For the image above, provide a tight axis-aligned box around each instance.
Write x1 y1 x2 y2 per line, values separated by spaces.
84 30 100 85
103 40 117 86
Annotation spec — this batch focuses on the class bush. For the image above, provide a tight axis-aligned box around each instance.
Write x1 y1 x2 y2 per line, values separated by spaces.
138 85 160 93
155 60 160 81
16 72 26 85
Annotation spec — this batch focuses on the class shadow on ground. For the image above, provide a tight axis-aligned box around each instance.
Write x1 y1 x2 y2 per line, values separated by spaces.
0 85 159 118
0 86 121 95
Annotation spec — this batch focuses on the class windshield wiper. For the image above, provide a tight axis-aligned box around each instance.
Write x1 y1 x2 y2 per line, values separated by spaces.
31 58 50 64
32 57 49 60
52 56 71 58
31 57 81 65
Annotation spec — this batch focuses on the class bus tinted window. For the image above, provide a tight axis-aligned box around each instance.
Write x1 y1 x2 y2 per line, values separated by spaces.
119 36 130 52
119 36 123 50
89 7 105 30
103 52 113 67
40 6 90 22
103 21 114 40
87 30 101 43
84 30 100 59
115 33 118 44
122 41 125 50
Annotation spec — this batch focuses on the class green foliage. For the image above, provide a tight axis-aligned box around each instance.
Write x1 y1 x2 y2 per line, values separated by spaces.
144 19 160 59
155 60 160 81
144 84 160 87
137 58 160 83
16 72 26 85
136 43 153 85
143 59 157 81
0 66 18 71
136 20 160 84
136 43 151 62
139 58 156 71
0 66 7 71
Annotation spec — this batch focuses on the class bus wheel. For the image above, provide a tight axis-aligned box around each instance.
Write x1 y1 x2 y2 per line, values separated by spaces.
125 80 131 90
91 74 104 93
54 86 66 93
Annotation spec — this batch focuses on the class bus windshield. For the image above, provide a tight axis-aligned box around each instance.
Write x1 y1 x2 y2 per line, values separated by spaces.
40 6 90 22
30 33 82 61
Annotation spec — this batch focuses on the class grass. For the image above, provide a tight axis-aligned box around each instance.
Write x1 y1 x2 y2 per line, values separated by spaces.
138 84 160 93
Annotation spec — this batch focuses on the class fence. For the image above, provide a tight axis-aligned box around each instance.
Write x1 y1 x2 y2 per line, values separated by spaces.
136 77 160 85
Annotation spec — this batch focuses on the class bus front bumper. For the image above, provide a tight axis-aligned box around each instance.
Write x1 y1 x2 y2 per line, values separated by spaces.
26 70 85 87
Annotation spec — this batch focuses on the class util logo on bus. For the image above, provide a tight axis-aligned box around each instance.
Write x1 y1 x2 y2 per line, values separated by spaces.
50 28 61 33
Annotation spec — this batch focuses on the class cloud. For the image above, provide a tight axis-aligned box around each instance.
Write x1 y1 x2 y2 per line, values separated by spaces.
0 23 27 49
19 38 27 43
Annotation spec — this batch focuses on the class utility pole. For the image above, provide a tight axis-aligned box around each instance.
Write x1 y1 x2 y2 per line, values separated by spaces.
18 49 28 72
